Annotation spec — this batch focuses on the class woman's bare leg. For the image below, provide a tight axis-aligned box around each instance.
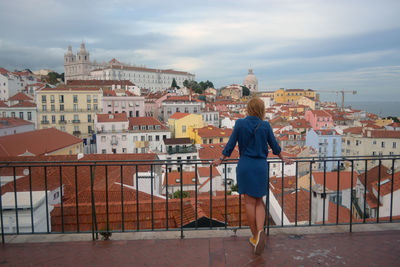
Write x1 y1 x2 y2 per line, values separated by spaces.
244 194 257 237
255 197 266 232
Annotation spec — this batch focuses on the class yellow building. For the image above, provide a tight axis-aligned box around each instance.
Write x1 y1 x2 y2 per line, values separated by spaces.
36 87 103 140
189 125 232 144
296 96 317 110
274 88 316 104
168 112 205 138
375 118 393 127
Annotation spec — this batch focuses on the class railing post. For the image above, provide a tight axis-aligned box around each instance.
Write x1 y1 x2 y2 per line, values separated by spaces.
59 166 64 233
44 166 50 233
0 166 5 244
13 167 19 234
150 164 154 231
75 166 79 233
209 164 213 229
165 164 169 230
323 160 326 225
28 166 34 234
136 165 139 231
390 159 395 222
336 160 340 225
281 161 284 227
295 161 298 227
120 165 125 232
105 166 109 233
363 160 368 223
350 160 354 233
377 160 382 223
224 163 227 229
309 160 313 226
180 163 184 239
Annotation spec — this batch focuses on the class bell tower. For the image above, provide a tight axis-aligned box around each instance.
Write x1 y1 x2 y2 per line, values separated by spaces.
77 42 90 78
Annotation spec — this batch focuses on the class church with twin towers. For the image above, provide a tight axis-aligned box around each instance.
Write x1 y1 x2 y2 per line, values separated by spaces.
64 42 195 91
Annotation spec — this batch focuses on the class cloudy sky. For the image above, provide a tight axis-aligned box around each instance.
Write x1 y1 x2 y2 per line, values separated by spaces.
1 0 399 101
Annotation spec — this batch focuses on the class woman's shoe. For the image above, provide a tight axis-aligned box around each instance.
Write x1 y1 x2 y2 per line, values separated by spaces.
249 236 257 247
254 230 265 255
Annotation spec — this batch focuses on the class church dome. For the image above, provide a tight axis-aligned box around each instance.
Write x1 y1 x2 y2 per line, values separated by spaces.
244 68 258 92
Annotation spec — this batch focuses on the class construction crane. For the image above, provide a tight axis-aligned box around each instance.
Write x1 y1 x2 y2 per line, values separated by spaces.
315 89 357 110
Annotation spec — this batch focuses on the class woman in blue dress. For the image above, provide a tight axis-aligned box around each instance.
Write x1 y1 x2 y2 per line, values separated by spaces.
213 97 292 255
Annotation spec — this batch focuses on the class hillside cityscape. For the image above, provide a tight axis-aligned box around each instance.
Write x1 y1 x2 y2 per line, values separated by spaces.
0 42 399 235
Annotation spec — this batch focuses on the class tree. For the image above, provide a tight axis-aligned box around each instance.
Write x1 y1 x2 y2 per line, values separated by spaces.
230 183 238 192
171 190 189 199
171 78 180 89
47 72 64 85
385 116 400 123
241 86 250 96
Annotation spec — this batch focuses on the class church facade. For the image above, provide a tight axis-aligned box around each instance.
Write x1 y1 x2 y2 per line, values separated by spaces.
64 43 195 91
243 68 258 94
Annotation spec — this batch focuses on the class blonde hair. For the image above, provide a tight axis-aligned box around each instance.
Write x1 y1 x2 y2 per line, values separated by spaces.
247 97 265 120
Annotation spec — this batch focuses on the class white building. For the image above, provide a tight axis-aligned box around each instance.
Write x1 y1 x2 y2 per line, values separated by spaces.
64 43 195 91
96 113 129 154
102 90 145 117
0 191 53 233
128 117 171 153
243 68 258 94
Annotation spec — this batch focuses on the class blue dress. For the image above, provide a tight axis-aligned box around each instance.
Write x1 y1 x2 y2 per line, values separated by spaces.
222 116 281 197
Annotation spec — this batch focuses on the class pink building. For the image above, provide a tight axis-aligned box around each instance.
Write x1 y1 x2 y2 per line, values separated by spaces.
102 90 145 117
305 110 333 130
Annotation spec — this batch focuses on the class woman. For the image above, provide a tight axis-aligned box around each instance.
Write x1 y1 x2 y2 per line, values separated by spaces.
213 97 292 256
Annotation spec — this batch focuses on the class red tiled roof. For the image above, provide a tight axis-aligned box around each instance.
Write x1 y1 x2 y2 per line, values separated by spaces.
67 80 134 87
0 117 34 129
371 171 400 196
388 122 400 128
343 127 363 135
9 92 33 101
169 112 191 119
309 110 332 117
97 113 128 123
198 143 240 160
326 202 353 224
128 117 168 130
163 138 191 145
0 67 9 75
365 130 400 139
0 128 83 156
163 171 198 186
11 102 36 108
195 126 232 139
197 167 220 178
0 101 9 107
275 189 311 223
313 171 358 191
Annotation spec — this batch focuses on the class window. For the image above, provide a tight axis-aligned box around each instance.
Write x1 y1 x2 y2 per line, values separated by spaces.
141 125 146 130
87 104 91 111
393 142 397 149
74 114 79 121
148 135 152 141
141 136 145 141
51 104 55 111
50 95 55 103
382 142 385 148
88 114 92 123
94 104 98 111
107 102 112 107
122 135 127 141
42 105 46 111
155 125 161 130
73 104 78 111
93 95 98 103
102 149 106 154
19 112 24 119
87 95 91 103
59 95 64 103
101 136 106 142
52 115 56 123
156 135 160 141
220 138 223 142
41 95 46 103
73 95 78 103
42 115 47 122
27 112 32 120
182 125 186 133
373 140 377 145
122 148 127 153
60 104 64 111
60 115 65 122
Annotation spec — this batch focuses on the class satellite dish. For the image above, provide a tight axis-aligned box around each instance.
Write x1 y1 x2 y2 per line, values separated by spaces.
23 169 29 176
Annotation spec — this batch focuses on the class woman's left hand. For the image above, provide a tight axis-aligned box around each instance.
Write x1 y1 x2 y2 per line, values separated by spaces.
212 158 223 166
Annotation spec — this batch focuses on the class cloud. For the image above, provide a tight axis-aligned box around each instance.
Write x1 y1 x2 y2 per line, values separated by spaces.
0 0 399 101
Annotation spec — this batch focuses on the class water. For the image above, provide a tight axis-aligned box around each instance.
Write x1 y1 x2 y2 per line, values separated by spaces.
344 101 400 117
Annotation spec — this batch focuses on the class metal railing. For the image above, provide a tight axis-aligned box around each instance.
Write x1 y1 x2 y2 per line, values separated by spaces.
0 155 399 244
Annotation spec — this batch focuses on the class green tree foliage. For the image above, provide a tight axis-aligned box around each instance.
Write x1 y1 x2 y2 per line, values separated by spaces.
230 183 238 192
171 78 180 89
171 190 189 199
241 86 250 96
183 79 214 94
385 116 400 123
46 72 64 85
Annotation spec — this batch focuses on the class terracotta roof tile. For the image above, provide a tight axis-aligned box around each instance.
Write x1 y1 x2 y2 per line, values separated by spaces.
0 117 34 129
97 113 128 123
66 80 134 87
198 143 239 160
195 126 233 139
169 112 191 119
128 117 168 130
0 128 83 156
313 171 358 191
9 92 33 101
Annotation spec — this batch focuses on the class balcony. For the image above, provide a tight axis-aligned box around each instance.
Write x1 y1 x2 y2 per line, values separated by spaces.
0 154 399 266
73 131 81 135
72 120 80 123
111 139 118 145
167 145 197 155
41 120 50 124
58 120 67 124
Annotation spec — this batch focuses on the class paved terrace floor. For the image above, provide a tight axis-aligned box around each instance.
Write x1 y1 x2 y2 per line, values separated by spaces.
1 223 400 266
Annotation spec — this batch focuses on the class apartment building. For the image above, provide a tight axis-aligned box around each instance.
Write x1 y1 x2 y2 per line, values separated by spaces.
36 87 103 143
102 89 145 117
167 112 205 138
161 95 204 122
